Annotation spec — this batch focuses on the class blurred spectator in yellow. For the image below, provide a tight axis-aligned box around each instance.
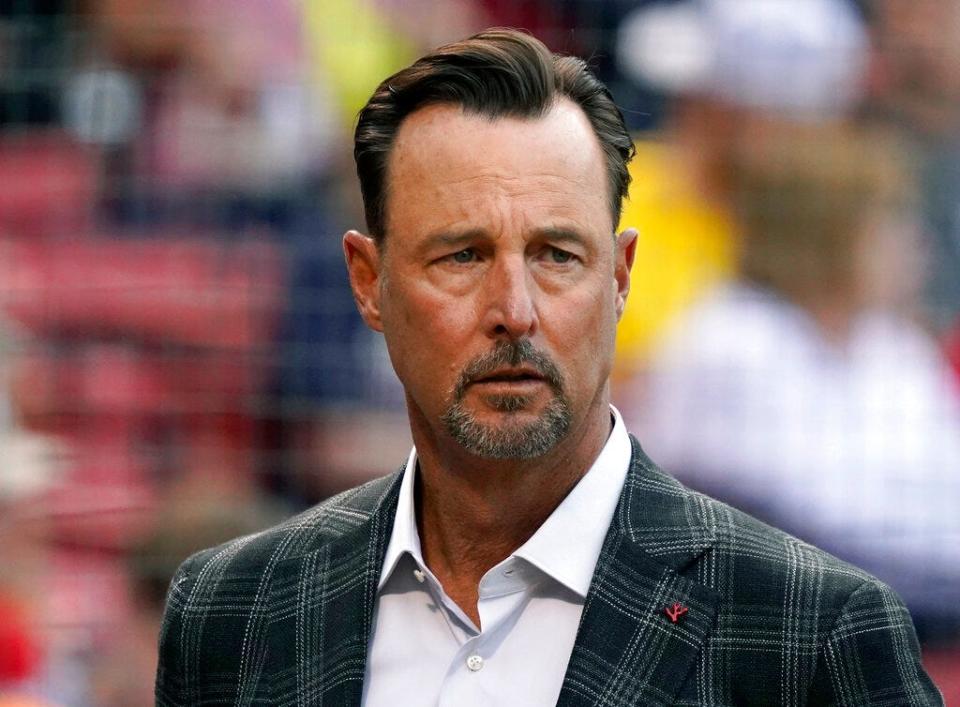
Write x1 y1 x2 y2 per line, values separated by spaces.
623 125 960 646
303 0 486 125
612 0 869 377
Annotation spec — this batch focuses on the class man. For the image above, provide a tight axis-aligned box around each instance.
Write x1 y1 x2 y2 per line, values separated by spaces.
156 29 942 706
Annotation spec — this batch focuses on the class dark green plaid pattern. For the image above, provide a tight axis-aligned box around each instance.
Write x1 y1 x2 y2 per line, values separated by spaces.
156 437 943 705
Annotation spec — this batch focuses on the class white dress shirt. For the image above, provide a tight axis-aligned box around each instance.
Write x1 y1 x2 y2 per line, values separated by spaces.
362 407 632 707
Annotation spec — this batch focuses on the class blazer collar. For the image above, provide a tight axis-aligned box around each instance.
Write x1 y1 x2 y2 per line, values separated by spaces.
608 436 716 571
268 437 718 706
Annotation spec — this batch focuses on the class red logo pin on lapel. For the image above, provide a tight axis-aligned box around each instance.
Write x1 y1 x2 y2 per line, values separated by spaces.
665 602 689 623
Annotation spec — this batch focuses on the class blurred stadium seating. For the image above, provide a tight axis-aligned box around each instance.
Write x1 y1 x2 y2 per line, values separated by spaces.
0 0 957 703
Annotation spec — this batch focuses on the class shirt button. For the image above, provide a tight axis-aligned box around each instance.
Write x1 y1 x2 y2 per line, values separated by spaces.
413 569 426 583
466 654 484 672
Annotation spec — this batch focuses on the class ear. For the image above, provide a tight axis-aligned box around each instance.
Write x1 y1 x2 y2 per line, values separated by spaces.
614 227 638 321
343 230 384 332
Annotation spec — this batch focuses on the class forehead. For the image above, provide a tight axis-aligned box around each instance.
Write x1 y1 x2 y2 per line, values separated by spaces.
384 99 612 239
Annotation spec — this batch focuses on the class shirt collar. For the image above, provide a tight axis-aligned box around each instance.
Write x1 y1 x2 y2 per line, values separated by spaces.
378 406 632 598
513 405 631 597
378 444 424 590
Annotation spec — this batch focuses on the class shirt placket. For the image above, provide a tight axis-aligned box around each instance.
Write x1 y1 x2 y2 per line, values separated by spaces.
437 558 533 707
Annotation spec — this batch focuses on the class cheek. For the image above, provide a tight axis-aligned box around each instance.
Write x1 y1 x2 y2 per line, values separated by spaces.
396 287 478 346
549 287 617 372
565 276 618 333
381 283 479 384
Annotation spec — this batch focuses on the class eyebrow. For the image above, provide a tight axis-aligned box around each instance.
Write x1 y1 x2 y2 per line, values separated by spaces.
416 224 593 256
531 226 590 246
419 229 487 253
409 229 485 260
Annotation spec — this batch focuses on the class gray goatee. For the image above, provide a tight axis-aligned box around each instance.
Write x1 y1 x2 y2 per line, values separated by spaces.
440 340 571 459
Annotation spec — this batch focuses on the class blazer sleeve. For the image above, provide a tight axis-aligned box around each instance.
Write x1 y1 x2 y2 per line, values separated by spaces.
809 579 944 706
155 552 198 706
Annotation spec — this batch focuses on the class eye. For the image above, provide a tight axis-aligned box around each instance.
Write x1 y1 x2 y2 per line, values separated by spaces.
451 248 476 264
548 247 574 264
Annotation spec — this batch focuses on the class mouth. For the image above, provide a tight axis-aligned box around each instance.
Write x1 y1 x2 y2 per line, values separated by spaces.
470 367 546 385
452 341 565 405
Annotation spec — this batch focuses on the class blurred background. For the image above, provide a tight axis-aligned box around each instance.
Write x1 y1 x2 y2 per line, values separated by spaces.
0 0 958 703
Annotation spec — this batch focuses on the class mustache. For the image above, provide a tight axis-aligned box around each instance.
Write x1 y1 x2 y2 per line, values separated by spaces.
452 340 565 400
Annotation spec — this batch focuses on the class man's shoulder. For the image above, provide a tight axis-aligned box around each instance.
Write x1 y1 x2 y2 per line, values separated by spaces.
155 471 403 704
706 482 879 583
175 471 402 588
625 449 942 705
632 444 890 607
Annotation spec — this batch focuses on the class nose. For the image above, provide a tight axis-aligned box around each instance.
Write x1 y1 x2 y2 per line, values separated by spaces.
481 255 539 341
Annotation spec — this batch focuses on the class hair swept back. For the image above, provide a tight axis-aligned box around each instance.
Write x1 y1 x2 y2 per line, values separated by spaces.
353 28 635 241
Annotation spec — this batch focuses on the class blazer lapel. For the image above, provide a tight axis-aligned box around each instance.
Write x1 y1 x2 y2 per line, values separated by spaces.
265 472 403 706
558 437 720 707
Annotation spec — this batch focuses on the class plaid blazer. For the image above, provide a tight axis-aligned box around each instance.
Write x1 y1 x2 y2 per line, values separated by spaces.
156 437 943 706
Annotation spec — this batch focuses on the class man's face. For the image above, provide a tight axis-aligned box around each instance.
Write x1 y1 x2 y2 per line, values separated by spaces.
876 0 960 124
346 99 634 460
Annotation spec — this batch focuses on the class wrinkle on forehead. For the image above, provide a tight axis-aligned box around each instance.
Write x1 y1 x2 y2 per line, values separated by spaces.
384 99 611 240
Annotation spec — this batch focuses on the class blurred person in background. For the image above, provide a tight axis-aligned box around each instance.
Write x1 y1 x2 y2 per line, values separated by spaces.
87 497 283 707
865 0 960 375
0 321 69 704
157 29 940 706
3 1 309 702
0 1 74 128
71 0 381 507
624 124 960 647
611 0 869 378
84 0 335 212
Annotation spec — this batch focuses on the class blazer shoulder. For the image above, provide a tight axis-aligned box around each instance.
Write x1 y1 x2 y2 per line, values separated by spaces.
690 479 880 599
156 471 402 705
646 468 941 704
627 437 875 599
177 470 402 584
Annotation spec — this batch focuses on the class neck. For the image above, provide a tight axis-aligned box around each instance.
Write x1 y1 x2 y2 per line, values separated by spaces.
409 397 612 624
